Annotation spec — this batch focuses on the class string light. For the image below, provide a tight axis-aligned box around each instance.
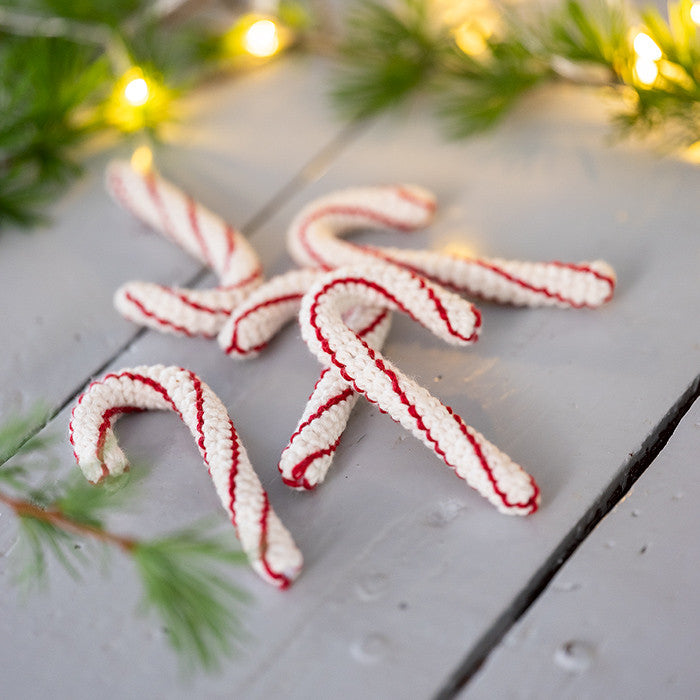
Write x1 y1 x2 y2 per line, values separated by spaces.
632 31 662 87
104 67 171 133
124 76 149 107
244 18 280 57
223 13 288 60
691 2 700 25
634 57 659 86
633 32 662 61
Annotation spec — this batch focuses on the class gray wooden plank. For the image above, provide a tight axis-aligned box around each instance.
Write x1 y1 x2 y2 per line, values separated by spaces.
462 400 700 699
0 56 349 437
0 70 699 699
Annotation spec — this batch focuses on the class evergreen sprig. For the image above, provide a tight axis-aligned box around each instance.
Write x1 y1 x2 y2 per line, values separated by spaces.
331 0 700 146
0 411 249 672
0 0 260 231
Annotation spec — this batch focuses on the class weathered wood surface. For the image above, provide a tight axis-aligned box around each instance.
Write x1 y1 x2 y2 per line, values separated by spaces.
464 400 700 699
0 55 698 699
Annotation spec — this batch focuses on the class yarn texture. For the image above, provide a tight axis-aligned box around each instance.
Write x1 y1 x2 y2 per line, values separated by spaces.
69 364 303 588
287 185 616 308
299 264 540 515
107 160 262 337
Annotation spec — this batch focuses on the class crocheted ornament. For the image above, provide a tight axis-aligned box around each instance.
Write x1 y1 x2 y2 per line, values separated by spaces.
298 264 540 516
69 364 302 588
219 269 395 490
106 160 263 338
287 185 616 308
218 268 321 358
278 305 392 490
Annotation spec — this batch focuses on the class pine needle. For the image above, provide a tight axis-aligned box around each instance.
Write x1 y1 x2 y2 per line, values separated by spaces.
132 524 249 672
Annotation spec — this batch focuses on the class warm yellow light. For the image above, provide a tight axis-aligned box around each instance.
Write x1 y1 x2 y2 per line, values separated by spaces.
691 2 700 24
682 141 700 164
124 77 149 107
131 145 153 174
633 32 662 61
635 56 659 86
454 22 488 56
244 18 280 57
441 241 477 259
105 68 171 133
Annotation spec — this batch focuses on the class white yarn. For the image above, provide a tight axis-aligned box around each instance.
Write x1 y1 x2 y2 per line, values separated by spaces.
298 265 540 516
106 160 262 337
69 364 303 588
287 185 616 308
278 305 392 490
218 268 321 358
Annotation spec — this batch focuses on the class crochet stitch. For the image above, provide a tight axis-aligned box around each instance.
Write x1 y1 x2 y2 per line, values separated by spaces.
69 364 302 588
106 160 263 338
299 264 540 515
219 269 395 490
287 185 616 308
279 305 392 490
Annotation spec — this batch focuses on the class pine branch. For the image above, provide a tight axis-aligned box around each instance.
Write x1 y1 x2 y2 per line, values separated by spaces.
0 411 249 672
331 0 700 148
330 0 451 119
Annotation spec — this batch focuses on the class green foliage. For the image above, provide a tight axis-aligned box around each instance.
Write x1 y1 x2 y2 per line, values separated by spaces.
133 524 249 672
0 411 249 672
0 404 51 464
618 0 700 145
438 30 550 136
331 0 451 119
13 512 88 590
332 0 700 146
545 0 631 68
0 0 229 231
0 36 108 227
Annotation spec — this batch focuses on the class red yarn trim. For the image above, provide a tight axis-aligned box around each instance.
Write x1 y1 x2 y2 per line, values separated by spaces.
223 292 304 355
308 277 536 512
123 291 207 338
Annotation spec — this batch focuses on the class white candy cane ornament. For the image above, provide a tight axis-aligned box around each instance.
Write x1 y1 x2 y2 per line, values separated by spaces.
219 269 395 490
279 305 392 490
287 186 616 309
299 264 540 516
218 268 321 358
69 364 302 588
107 160 263 338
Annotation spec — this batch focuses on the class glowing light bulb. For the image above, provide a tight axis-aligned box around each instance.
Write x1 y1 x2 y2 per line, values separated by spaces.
691 2 700 24
633 32 662 61
124 76 149 107
635 57 659 86
244 18 280 57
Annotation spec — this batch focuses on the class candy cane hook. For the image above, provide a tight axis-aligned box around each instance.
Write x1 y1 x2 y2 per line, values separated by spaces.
218 269 396 490
287 186 615 309
107 160 263 338
69 364 302 588
299 265 539 515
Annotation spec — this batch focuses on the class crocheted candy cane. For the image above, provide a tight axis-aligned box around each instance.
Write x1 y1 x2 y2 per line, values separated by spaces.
69 364 302 588
299 264 540 516
279 305 392 490
218 268 321 358
287 186 615 309
218 269 395 489
107 160 263 337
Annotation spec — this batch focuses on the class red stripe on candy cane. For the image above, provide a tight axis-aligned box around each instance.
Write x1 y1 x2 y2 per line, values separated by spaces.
69 365 303 588
299 266 539 516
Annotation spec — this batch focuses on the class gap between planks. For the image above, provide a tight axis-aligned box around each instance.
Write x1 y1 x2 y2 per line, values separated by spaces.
432 373 700 700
